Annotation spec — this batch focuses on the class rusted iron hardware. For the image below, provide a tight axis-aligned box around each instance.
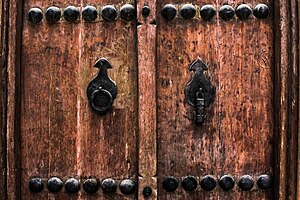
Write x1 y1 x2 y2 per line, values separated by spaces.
29 177 136 194
27 3 269 24
65 178 81 193
185 58 216 126
119 179 136 195
141 6 151 17
219 175 235 191
142 186 153 197
47 177 63 193
83 178 99 194
161 3 269 21
182 176 198 191
28 178 44 193
238 175 255 191
87 58 117 115
162 174 271 192
28 175 271 194
45 6 61 23
102 178 117 193
27 4 136 24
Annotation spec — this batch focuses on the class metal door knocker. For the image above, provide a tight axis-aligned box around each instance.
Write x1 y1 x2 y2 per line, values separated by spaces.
87 58 117 115
185 58 216 125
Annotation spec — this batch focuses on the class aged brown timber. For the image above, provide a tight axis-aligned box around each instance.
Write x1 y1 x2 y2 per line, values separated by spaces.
273 0 299 199
137 0 158 199
156 0 274 199
2 0 300 199
0 0 9 198
21 0 138 199
6 0 22 199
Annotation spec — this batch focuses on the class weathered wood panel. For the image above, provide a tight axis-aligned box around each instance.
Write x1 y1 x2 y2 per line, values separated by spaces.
21 1 138 199
156 1 273 199
273 0 299 199
6 0 23 199
137 0 158 199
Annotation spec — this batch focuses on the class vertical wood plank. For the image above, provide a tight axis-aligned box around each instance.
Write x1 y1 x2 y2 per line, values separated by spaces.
0 0 8 198
6 0 22 198
273 0 299 199
137 0 157 199
21 1 82 199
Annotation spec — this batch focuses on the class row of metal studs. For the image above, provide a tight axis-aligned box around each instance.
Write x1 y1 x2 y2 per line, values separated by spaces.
27 3 269 24
161 3 270 21
29 174 271 196
27 4 136 24
162 174 272 192
29 177 136 195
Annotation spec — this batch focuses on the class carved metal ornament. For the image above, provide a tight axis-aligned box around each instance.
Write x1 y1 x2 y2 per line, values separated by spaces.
87 58 117 115
185 58 216 125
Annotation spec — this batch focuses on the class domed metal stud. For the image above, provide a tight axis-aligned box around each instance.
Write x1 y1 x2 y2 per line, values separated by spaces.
101 178 117 193
83 178 99 194
182 176 198 191
180 4 196 19
235 4 252 20
47 177 63 193
161 4 177 20
253 4 270 19
28 8 43 24
238 175 254 191
119 179 136 195
141 6 151 17
162 176 179 192
63 6 80 22
45 6 61 23
120 4 136 21
219 5 235 21
82 5 98 22
200 175 217 191
219 175 235 191
29 178 44 193
101 5 118 21
142 186 152 197
200 4 216 21
65 178 81 193
257 174 272 190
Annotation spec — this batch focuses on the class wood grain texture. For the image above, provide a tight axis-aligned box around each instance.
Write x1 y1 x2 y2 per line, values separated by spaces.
156 1 274 199
21 1 138 199
0 0 8 198
273 0 299 199
137 0 158 199
6 0 23 199
3 0 299 199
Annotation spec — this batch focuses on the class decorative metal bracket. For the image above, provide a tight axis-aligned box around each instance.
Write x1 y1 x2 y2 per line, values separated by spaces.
87 58 117 115
185 58 216 125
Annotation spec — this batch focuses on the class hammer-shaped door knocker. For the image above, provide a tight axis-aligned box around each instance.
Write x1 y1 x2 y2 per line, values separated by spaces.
87 58 117 115
185 58 216 125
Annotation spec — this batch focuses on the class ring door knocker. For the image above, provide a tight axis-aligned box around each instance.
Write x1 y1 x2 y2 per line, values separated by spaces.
87 58 117 115
185 58 216 125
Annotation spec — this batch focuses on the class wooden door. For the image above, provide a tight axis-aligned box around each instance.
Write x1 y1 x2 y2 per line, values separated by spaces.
156 1 273 199
1 0 299 199
21 0 138 199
